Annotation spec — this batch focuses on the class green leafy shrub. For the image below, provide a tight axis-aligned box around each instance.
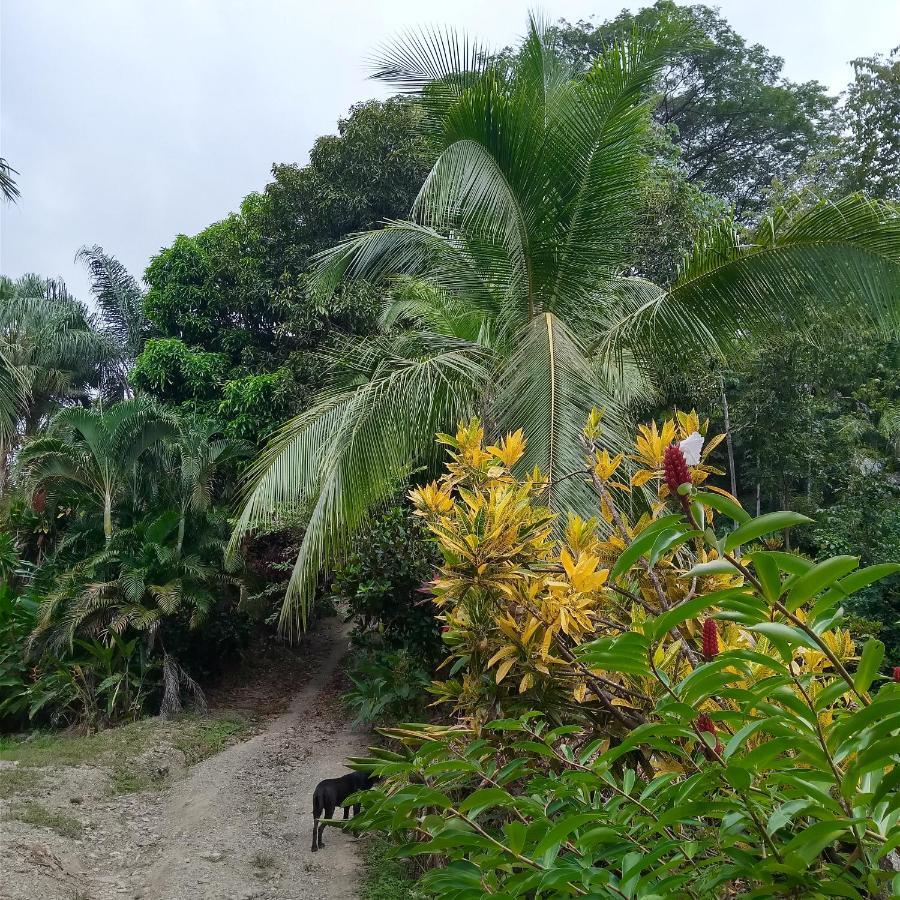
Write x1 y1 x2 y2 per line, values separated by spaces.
332 505 441 664
345 649 432 725
348 418 900 898
218 370 291 442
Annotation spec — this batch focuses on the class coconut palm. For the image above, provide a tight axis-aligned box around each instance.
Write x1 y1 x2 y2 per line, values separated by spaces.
235 17 900 634
18 399 174 542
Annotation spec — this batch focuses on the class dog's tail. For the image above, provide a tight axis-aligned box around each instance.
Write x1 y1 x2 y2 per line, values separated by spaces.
313 787 323 819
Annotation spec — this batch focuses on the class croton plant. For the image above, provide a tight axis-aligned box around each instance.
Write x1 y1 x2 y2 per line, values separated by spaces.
348 412 900 898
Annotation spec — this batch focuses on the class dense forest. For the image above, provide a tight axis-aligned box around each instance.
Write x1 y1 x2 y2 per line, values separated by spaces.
2 3 899 896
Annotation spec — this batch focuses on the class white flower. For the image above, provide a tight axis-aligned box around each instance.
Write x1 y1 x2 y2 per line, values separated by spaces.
679 431 704 466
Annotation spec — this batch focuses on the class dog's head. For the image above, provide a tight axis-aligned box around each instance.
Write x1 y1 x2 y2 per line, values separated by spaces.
360 771 380 789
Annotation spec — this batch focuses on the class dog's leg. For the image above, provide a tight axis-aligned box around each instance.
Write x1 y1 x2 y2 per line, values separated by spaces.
353 803 361 817
311 791 322 852
319 800 335 849
311 813 320 852
342 806 350 820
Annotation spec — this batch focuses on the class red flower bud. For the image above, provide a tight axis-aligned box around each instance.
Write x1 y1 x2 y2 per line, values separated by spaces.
663 443 692 496
696 713 722 760
441 625 450 634
893 666 900 683
702 619 719 660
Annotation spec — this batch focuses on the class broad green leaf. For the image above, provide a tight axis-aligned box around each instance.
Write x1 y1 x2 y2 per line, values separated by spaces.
724 511 813 552
817 563 900 608
748 621 820 652
853 639 884 694
693 490 751 524
785 555 859 611
652 590 743 640
747 551 782 603
682 558 738 579
610 516 685 582
456 787 515 816
782 820 851 866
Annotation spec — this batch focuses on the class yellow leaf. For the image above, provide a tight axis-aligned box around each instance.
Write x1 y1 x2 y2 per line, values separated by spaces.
631 469 657 487
487 645 518 667
495 657 517 684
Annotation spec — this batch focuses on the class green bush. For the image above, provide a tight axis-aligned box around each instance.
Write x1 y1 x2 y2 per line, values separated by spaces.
332 505 441 664
345 649 432 725
346 422 900 898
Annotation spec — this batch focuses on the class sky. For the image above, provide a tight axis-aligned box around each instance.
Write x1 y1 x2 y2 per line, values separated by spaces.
2 0 898 305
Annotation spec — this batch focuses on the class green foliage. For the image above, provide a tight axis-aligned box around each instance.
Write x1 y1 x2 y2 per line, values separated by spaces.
842 48 900 201
218 370 290 442
349 426 900 897
143 223 273 362
345 649 432 725
548 1 839 217
135 97 433 445
130 338 227 402
0 275 112 451
726 326 900 662
360 834 427 900
239 14 900 633
333 505 441 662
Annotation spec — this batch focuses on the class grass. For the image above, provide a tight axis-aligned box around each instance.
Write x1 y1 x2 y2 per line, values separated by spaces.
171 714 249 764
0 766 46 799
359 834 426 900
0 719 158 768
0 713 254 796
251 850 279 871
6 801 83 838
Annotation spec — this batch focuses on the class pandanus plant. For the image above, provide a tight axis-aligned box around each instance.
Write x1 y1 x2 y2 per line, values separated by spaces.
233 15 900 634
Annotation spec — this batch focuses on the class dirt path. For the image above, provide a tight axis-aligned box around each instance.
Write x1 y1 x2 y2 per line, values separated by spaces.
1 617 371 900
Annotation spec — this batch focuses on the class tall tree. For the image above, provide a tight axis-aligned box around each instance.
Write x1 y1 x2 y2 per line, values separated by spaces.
77 245 150 396
547 1 837 217
841 47 900 201
0 276 113 486
233 17 900 633
135 97 435 442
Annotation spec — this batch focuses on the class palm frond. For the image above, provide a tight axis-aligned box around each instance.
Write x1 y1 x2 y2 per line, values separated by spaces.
495 313 630 521
76 245 148 359
234 336 491 635
608 195 900 361
0 158 20 202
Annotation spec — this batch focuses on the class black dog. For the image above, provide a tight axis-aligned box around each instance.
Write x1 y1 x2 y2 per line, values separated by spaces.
311 770 377 852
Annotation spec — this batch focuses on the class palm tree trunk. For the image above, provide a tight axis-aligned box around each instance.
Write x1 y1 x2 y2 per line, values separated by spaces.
104 492 113 542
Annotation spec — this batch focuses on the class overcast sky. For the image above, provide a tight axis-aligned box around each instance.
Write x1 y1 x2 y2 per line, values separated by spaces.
2 0 898 304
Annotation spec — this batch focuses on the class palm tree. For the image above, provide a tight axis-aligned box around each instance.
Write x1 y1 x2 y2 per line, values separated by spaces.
30 508 236 651
171 418 252 553
234 17 900 635
0 158 19 203
76 245 150 397
18 399 174 542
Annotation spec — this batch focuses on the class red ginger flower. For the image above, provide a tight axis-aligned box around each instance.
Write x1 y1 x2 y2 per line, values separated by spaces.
702 619 719 660
894 666 900 683
663 443 692 495
696 713 723 760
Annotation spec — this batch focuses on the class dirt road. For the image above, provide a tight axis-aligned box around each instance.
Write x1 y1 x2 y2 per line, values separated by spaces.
1 616 370 900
